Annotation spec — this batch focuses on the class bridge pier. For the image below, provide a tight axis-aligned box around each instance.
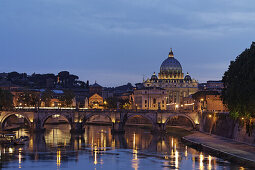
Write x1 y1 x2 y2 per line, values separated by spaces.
30 124 45 133
151 123 166 135
111 122 125 134
70 122 84 133
29 119 45 133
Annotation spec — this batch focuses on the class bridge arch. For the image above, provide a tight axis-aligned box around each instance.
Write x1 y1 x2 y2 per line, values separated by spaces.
123 114 156 127
42 114 72 128
1 113 32 130
164 114 195 129
82 112 113 126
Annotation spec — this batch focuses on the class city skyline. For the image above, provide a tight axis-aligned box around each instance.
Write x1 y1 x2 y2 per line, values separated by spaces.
1 0 255 86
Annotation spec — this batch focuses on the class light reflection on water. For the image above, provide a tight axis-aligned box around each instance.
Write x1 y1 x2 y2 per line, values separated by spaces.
0 124 249 170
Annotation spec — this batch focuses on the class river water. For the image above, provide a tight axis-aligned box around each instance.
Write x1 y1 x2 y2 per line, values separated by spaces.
0 124 249 169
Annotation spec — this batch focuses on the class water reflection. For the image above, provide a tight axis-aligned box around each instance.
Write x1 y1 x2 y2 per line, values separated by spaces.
57 149 61 168
45 124 71 148
208 155 212 170
0 124 249 169
132 133 139 170
18 148 22 168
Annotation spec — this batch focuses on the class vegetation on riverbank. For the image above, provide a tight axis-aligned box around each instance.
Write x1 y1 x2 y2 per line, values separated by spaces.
222 42 255 119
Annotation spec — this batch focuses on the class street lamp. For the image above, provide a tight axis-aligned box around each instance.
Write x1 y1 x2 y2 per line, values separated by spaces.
175 104 179 110
200 98 204 111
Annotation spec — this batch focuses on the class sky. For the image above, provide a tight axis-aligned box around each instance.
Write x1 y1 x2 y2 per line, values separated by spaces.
0 0 255 87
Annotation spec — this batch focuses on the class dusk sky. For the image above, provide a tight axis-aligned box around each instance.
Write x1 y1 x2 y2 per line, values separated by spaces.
0 0 254 87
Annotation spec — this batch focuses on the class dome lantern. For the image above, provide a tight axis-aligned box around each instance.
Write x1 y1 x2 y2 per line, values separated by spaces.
168 48 174 58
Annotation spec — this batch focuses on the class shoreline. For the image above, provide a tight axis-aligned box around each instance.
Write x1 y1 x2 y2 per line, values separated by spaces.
182 132 255 168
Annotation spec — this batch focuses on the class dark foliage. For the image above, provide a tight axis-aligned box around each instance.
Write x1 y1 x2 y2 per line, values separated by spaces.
60 90 75 107
105 97 131 109
3 71 87 89
0 88 13 110
222 42 255 118
41 89 53 107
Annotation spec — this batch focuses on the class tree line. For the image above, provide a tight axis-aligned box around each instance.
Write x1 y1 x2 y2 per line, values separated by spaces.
0 89 75 110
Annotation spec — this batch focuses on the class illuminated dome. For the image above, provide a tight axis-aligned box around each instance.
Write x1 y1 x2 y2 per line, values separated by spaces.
158 49 184 79
160 49 182 73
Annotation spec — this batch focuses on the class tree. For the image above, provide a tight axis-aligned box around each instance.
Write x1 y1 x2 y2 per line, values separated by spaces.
104 97 131 110
60 90 75 107
30 92 40 107
105 97 118 109
222 42 255 119
119 98 131 110
41 89 53 107
0 88 13 110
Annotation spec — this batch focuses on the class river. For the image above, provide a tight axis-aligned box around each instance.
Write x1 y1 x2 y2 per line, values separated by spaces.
0 124 249 169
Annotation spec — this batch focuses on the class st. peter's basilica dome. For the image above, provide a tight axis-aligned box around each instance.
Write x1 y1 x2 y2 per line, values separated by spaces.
158 49 184 79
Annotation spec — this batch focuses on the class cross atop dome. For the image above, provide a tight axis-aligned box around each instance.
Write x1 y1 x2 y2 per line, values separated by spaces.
168 48 174 58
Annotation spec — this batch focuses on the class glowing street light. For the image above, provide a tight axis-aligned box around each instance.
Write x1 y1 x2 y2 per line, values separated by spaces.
175 104 179 110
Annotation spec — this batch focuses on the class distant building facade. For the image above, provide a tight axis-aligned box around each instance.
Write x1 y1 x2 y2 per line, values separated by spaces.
89 93 103 109
206 81 224 92
195 80 225 112
133 86 167 110
192 91 228 112
102 83 134 100
205 94 228 112
198 80 224 93
89 82 102 96
142 49 198 109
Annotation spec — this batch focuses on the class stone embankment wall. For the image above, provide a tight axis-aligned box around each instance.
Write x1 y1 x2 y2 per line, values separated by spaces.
199 112 255 145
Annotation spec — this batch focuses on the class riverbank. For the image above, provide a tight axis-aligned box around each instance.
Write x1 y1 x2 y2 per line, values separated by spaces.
165 126 193 137
182 132 255 168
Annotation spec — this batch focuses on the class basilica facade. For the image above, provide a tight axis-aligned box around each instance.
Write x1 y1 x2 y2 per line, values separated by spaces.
141 49 198 110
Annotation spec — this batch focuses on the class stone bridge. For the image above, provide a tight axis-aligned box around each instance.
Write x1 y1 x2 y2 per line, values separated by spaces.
0 109 199 133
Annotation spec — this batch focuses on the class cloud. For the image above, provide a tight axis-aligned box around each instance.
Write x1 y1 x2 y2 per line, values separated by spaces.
0 0 254 85
1 0 254 38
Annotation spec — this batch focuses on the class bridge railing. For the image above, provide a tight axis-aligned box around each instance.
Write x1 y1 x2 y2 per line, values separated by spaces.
11 107 196 114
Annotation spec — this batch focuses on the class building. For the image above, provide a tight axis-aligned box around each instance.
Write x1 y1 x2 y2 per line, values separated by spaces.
133 86 167 110
73 88 89 108
89 93 104 109
102 83 134 100
143 49 198 109
205 94 228 112
192 90 228 112
102 87 114 99
198 80 224 93
206 80 224 92
89 82 102 96
198 83 207 91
